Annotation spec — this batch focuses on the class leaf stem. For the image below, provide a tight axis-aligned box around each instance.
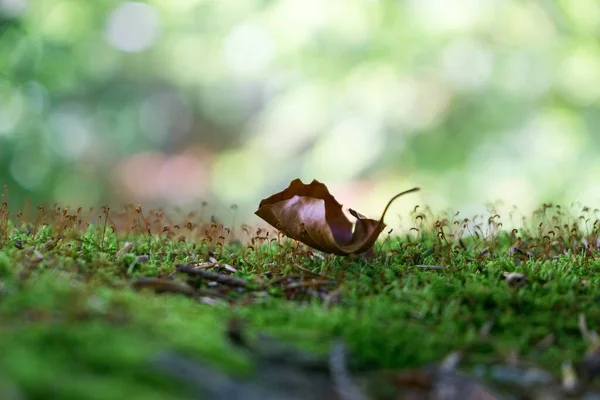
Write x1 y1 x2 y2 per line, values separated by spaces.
377 187 420 223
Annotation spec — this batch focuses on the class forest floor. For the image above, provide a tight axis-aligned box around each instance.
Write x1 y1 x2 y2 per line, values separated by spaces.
1 203 600 399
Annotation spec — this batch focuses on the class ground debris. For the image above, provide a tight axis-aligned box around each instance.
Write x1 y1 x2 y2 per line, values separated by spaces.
134 261 340 305
502 272 528 288
151 319 353 400
226 318 331 372
371 354 505 400
115 241 134 256
329 340 368 400
176 264 249 288
155 320 519 400
151 352 294 400
131 277 230 303
263 272 338 302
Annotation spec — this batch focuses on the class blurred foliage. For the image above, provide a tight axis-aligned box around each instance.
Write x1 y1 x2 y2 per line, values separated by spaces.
1 0 600 219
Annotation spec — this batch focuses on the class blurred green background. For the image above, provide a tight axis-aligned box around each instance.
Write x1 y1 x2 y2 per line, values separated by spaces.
1 0 599 222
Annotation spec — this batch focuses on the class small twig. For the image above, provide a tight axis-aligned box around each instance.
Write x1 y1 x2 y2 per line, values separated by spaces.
189 259 238 273
478 320 494 339
414 265 445 270
189 261 219 269
562 362 579 393
329 340 368 400
439 351 463 372
132 277 231 301
579 313 599 344
221 263 238 273
176 264 248 288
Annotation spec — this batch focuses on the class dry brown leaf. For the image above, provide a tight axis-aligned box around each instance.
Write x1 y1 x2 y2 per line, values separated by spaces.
255 179 419 256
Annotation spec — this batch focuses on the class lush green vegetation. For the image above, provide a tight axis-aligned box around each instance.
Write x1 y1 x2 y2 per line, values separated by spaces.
1 200 600 399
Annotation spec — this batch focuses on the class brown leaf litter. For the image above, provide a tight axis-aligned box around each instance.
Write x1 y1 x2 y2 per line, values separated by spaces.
255 179 419 256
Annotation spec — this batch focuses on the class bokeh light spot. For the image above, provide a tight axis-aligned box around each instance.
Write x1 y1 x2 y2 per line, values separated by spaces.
49 109 94 159
304 116 384 181
0 0 27 18
248 84 329 158
116 150 210 205
105 2 160 53
557 45 600 105
406 0 495 32
223 21 274 77
38 1 91 44
10 155 50 190
391 78 451 132
211 148 268 203
442 38 493 90
0 86 23 136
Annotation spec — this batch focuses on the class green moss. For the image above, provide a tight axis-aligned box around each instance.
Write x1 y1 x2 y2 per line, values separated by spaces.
0 205 599 398
0 251 12 278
